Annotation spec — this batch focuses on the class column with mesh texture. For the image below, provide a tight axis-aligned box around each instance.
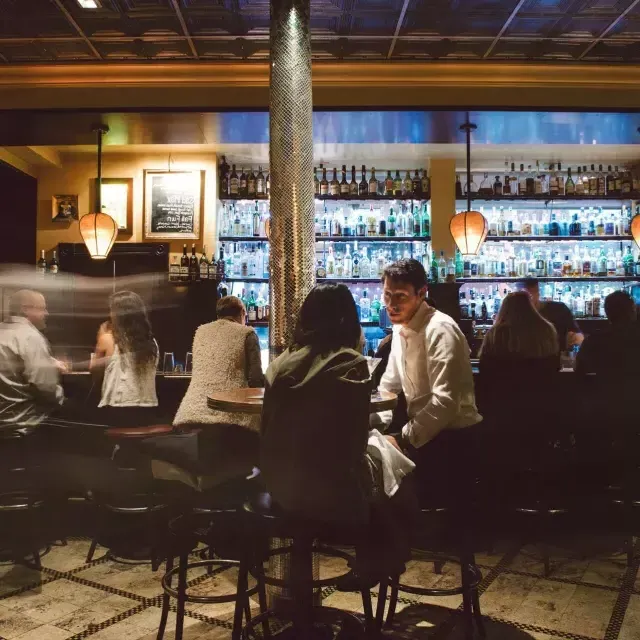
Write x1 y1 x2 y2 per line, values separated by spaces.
269 0 315 357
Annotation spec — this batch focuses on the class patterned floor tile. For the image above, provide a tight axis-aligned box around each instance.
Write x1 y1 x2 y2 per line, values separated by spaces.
127 606 201 632
0 564 45 597
619 593 640 640
476 572 538 619
14 623 74 639
137 621 224 640
555 584 618 638
0 604 44 639
37 579 112 606
82 617 152 640
98 565 165 598
39 539 96 572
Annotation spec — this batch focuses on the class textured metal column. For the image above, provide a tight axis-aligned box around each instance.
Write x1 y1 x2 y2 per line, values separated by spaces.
269 0 315 356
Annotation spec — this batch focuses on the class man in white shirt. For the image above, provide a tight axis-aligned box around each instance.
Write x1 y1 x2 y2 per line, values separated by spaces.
0 289 64 434
378 259 481 500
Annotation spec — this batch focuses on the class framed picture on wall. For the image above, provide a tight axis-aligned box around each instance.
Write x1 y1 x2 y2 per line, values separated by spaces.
52 194 78 221
143 170 202 240
94 178 133 236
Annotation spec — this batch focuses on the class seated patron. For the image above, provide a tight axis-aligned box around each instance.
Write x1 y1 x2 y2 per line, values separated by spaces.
576 290 640 377
522 278 583 352
0 289 64 434
377 259 481 503
261 284 416 583
90 291 159 427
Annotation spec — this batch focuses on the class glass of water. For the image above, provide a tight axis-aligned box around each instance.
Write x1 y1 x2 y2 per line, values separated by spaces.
185 352 193 374
163 352 175 374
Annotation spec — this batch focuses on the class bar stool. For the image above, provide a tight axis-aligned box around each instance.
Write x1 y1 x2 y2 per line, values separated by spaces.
375 505 485 640
241 493 375 640
0 430 45 568
85 424 173 567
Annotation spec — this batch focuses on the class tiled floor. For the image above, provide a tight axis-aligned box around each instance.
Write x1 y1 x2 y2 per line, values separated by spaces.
0 537 639 639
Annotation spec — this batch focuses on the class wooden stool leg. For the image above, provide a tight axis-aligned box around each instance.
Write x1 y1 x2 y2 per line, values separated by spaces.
376 578 388 628
175 554 188 640
156 556 174 640
360 582 374 635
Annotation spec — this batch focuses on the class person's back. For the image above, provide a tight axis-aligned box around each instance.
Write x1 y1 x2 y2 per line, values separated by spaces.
174 296 263 429
0 290 63 432
261 344 371 524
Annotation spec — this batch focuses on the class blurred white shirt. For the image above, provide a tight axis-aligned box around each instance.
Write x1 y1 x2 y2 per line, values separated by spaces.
0 316 64 432
379 302 481 448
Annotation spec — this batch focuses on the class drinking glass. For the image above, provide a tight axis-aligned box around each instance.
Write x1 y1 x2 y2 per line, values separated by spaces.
185 352 193 374
163 352 175 374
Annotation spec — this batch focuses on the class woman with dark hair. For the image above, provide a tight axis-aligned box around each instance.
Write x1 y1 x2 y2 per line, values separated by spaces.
91 290 159 426
261 284 416 586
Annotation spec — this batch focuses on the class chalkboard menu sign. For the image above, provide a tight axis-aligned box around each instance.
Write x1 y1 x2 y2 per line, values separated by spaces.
143 170 202 240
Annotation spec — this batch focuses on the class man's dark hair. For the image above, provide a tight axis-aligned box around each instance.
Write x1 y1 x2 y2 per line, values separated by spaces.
382 258 428 292
217 295 244 319
292 284 361 354
520 278 540 293
604 290 637 325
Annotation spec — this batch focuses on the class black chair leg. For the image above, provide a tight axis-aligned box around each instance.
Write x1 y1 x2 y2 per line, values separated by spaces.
375 578 388 628
85 538 99 564
232 557 249 640
461 564 474 640
255 562 271 639
360 582 374 636
472 588 486 639
156 555 174 640
384 580 400 628
175 554 188 640
434 559 445 575
291 537 314 639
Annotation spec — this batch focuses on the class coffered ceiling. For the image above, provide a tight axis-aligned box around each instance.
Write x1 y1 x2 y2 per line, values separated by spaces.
3 0 640 63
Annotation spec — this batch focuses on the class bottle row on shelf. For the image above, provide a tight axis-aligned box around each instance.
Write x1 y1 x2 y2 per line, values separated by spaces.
36 249 59 275
459 281 636 323
169 244 217 283
455 243 639 281
478 204 634 238
457 163 640 199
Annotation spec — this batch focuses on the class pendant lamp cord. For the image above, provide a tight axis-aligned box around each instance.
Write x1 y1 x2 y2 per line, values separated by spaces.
459 119 477 255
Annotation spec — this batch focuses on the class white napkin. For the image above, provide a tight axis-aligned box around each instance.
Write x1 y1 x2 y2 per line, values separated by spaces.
367 428 416 497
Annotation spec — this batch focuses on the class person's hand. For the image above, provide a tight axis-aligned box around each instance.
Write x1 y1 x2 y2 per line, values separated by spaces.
386 435 402 452
54 358 69 374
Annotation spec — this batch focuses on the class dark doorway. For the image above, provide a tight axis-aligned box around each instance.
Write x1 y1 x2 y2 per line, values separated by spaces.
0 160 36 265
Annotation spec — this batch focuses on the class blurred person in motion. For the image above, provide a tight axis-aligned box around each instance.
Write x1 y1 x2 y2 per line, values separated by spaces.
576 290 640 377
521 277 583 353
146 295 264 487
376 259 481 504
0 289 64 434
90 291 159 427
261 284 417 587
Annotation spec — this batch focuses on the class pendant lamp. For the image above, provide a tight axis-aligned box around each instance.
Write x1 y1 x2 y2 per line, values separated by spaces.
449 122 488 256
79 125 117 260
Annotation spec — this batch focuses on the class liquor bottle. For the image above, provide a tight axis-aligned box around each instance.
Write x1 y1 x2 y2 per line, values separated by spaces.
207 251 217 280
189 244 199 281
493 175 503 196
403 171 412 196
180 244 190 282
430 251 438 283
622 169 632 195
420 202 430 237
219 155 230 197
256 167 266 198
199 246 209 280
455 174 462 198
614 166 622 194
606 165 615 195
393 170 403 197
352 250 360 278
169 256 180 282
624 245 634 276
597 164 606 196
479 173 492 197
455 249 464 278
356 214 366 237
239 167 248 198
588 164 597 196
247 290 258 322
344 245 353 277
229 165 239 197
360 290 371 321
216 246 226 279
371 294 381 322
369 167 378 195
330 168 340 196
556 162 565 194
534 162 543 195
247 168 257 197
387 207 397 237
413 169 422 197
385 171 394 196
320 167 329 196
349 166 358 196
48 250 59 275
253 203 261 237
313 166 319 195
549 163 559 197
340 165 349 196
359 165 368 196
518 163 527 196
360 248 371 278
525 165 535 195
565 167 575 195
421 169 430 198
316 259 327 278
438 251 447 283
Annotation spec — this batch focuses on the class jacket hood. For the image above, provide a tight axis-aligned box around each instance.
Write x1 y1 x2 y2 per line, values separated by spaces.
265 345 369 390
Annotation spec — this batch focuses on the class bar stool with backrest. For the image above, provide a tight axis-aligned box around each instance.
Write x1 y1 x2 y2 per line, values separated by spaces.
85 424 174 567
240 492 375 640
0 430 46 568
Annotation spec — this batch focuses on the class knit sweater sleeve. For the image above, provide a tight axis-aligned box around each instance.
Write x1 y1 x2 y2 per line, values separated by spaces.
245 331 265 388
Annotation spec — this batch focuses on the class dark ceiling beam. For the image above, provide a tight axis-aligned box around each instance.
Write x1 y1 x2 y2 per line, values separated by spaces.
387 0 412 59
483 0 527 58
50 0 101 59
578 0 640 59
168 0 199 58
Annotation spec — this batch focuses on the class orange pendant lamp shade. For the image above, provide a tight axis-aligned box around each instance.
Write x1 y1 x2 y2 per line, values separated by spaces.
450 210 488 256
79 212 117 260
632 214 640 249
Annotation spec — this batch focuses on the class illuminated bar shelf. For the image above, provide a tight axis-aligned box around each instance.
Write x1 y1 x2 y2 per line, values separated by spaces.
458 276 639 283
316 236 430 243
225 277 269 283
458 195 639 203
484 235 633 242
220 236 268 242
221 196 430 203
317 277 382 284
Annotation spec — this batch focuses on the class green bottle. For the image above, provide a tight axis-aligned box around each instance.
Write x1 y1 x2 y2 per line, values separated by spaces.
430 251 439 283
371 295 381 323
455 249 464 278
420 202 430 237
387 207 397 237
